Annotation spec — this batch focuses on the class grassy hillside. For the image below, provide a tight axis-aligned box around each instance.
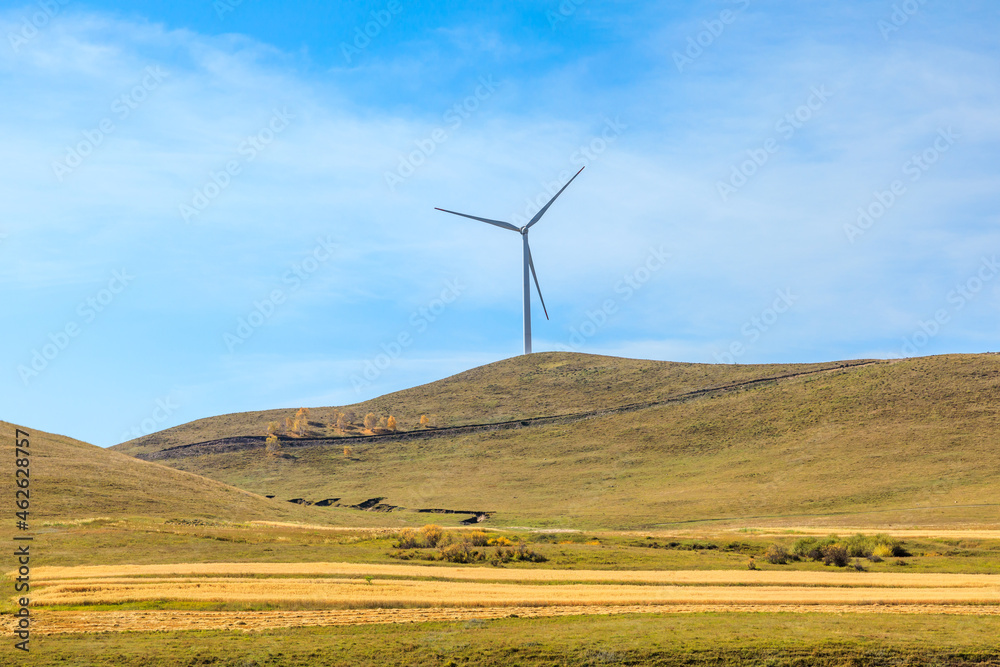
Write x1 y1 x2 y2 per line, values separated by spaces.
112 353 1000 530
0 421 349 524
113 353 857 456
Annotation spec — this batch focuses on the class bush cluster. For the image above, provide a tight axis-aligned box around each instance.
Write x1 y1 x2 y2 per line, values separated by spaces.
763 544 789 564
775 533 909 568
391 525 547 565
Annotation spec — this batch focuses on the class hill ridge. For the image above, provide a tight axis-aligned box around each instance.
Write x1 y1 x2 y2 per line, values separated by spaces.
138 358 883 461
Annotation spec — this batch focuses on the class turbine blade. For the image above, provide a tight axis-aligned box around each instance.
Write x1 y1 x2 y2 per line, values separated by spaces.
524 166 585 230
526 242 549 320
434 207 519 232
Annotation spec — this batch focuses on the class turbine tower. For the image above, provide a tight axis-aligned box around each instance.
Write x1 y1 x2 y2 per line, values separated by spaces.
435 166 584 355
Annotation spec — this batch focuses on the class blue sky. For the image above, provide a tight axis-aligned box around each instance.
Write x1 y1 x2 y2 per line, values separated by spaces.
2 0 998 447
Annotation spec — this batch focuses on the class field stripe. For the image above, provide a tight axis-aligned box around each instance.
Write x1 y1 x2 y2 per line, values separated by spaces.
27 563 1000 588
29 578 1000 607
11 604 1000 635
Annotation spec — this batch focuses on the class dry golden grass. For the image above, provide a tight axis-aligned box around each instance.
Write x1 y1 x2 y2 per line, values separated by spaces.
0 421 338 524
8 604 1000 636
30 576 1000 608
27 562 1000 588
26 562 1000 611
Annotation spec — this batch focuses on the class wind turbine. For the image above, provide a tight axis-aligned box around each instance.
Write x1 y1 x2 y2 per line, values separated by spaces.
435 166 584 355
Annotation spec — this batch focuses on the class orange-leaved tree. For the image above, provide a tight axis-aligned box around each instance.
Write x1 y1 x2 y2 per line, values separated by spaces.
387 415 397 432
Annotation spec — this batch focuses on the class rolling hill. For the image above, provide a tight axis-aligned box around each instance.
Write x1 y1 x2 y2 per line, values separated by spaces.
0 420 337 524
113 354 867 457
110 352 1000 530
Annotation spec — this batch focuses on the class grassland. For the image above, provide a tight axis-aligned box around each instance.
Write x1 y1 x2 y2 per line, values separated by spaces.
111 353 1000 530
6 507 1000 665
7 353 1000 665
16 613 1000 666
0 420 356 525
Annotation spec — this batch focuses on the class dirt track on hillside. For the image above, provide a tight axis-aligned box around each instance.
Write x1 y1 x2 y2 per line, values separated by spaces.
14 603 1000 635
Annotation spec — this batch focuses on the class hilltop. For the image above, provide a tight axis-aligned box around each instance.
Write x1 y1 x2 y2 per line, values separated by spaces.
109 352 1000 530
113 353 859 457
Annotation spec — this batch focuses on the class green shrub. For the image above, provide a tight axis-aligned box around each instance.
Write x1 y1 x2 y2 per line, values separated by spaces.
822 544 849 567
514 542 547 563
845 534 875 558
764 544 788 565
489 542 547 565
440 542 484 564
792 537 822 560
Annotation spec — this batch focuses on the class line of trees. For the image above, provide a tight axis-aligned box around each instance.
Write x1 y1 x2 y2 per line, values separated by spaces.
264 407 435 441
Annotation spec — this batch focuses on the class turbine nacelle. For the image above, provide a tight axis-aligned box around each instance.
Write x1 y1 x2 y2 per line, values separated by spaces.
434 166 585 355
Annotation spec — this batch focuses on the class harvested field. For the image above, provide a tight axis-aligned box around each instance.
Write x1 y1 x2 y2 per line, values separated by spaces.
20 562 1000 617
29 577 1000 608
28 561 1000 587
9 604 1000 636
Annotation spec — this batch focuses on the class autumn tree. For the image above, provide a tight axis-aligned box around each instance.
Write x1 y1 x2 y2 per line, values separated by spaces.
342 410 356 425
419 415 430 428
266 421 280 435
343 446 352 458
387 415 397 432
377 415 388 430
364 412 377 432
265 434 282 456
